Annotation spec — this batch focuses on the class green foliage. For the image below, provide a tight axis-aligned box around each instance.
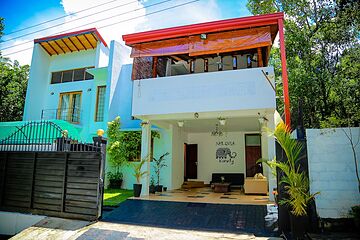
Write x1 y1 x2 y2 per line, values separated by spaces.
247 0 360 128
107 171 123 181
153 152 169 185
259 121 319 216
132 158 148 184
106 116 128 175
0 58 29 121
349 205 360 220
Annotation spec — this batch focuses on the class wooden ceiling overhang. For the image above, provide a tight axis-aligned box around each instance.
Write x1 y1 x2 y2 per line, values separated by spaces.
123 12 282 60
34 28 108 56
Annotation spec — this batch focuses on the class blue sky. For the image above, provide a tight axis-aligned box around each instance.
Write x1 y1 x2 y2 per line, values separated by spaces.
0 0 251 64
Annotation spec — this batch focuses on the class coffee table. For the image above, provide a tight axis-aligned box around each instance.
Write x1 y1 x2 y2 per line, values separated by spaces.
213 182 230 193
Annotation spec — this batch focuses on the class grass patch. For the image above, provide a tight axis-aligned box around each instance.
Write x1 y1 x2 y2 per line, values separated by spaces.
104 189 133 206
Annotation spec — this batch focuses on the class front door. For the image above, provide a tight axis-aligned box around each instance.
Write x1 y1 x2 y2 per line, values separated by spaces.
185 144 198 179
245 134 262 177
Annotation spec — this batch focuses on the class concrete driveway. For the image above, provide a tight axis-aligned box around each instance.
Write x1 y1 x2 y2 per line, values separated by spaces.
11 217 281 240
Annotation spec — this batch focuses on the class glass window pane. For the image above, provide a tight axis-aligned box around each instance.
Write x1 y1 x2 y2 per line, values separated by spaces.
95 86 106 122
51 72 62 84
73 69 85 81
58 94 70 121
71 93 81 122
62 70 73 82
245 135 261 146
85 71 94 80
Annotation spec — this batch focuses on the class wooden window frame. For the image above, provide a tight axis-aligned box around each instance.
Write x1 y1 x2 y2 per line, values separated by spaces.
94 85 106 122
57 91 82 124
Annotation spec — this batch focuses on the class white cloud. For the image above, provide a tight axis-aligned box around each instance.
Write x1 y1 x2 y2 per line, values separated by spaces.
1 0 221 65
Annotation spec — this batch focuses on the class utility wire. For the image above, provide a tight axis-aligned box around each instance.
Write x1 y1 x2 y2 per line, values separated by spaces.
1 0 172 50
2 0 142 43
5 0 121 36
2 0 199 57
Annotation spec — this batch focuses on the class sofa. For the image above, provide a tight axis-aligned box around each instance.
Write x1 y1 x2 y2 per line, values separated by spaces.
244 177 268 195
210 173 244 189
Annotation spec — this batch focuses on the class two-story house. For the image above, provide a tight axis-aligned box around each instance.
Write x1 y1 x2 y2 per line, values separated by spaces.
22 28 110 141
121 12 290 197
7 12 291 199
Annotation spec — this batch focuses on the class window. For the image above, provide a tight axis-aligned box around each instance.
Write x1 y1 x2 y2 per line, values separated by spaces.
58 91 82 123
51 67 94 84
95 86 106 122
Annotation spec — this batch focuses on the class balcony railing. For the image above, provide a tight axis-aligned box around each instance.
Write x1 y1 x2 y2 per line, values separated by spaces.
41 108 81 124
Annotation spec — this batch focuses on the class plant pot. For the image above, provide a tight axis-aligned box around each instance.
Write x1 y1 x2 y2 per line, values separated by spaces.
290 214 307 240
163 187 167 191
109 179 123 189
133 184 142 197
149 185 156 194
155 185 163 192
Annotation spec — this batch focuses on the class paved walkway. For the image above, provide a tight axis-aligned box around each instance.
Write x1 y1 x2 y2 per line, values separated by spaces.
12 217 281 240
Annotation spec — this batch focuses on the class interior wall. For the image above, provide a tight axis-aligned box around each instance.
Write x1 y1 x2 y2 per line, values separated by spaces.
186 131 251 183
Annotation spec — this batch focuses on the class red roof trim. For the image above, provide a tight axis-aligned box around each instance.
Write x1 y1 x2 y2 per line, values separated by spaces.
34 28 108 48
123 12 284 46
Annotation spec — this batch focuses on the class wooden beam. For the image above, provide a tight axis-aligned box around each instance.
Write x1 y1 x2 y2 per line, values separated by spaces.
152 56 158 78
46 41 59 55
171 56 183 61
60 39 73 52
278 18 291 126
90 33 99 46
257 47 263 67
53 40 65 54
84 34 95 49
39 42 53 56
67 37 80 51
75 36 86 50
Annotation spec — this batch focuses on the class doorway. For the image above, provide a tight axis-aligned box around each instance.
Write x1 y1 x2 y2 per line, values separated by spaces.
245 134 262 177
184 144 198 179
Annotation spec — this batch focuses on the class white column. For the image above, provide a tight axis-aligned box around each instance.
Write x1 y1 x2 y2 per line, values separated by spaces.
140 121 151 196
266 113 276 201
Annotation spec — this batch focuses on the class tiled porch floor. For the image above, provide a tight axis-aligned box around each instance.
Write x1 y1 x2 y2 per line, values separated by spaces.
130 187 271 205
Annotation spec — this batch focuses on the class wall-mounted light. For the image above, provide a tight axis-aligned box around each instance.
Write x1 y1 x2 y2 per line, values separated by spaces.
194 112 199 119
97 129 104 137
177 121 184 128
218 117 226 126
50 92 54 95
200 33 207 40
87 88 92 92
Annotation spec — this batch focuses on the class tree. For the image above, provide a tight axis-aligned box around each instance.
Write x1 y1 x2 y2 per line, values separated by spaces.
0 59 29 121
247 0 360 128
0 17 30 122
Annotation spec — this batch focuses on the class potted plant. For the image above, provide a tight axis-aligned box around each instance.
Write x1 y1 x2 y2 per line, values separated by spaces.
107 171 123 189
259 121 319 239
153 152 169 192
349 205 360 229
106 116 128 189
132 158 148 197
149 176 156 194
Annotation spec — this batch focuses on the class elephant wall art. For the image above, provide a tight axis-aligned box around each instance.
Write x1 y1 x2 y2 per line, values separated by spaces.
216 147 237 165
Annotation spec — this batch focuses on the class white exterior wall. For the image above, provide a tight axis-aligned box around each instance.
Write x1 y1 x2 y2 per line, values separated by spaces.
132 67 276 117
23 45 51 121
171 125 185 189
307 128 360 218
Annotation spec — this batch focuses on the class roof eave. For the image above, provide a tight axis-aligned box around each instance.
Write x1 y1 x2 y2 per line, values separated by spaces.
123 12 283 46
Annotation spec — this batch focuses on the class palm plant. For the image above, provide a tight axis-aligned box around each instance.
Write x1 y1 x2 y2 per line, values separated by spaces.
260 121 319 216
153 152 169 186
132 158 148 184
